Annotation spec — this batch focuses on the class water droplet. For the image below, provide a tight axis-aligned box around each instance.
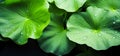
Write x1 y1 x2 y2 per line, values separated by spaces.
113 37 116 39
95 14 97 16
114 31 118 34
113 22 116 24
98 33 102 36
83 37 87 40
21 33 23 35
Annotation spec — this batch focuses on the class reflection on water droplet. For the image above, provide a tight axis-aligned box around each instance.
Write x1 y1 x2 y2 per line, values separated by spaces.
113 22 116 24
113 37 115 39
114 31 118 34
83 37 87 40
98 33 102 36
95 14 97 16
21 33 23 35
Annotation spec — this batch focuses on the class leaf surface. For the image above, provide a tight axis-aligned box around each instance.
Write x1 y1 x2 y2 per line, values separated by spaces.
0 0 50 44
38 14 75 55
54 0 86 12
67 6 120 50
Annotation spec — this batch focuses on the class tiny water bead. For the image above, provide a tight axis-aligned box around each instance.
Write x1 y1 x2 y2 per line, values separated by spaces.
95 14 97 17
114 31 118 34
83 37 87 40
112 37 116 39
113 21 116 24
98 33 102 36
21 32 23 35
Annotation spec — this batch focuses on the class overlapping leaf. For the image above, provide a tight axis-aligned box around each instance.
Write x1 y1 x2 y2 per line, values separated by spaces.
67 6 120 50
49 3 65 16
38 14 75 55
49 0 87 12
88 0 120 19
47 0 54 3
4 0 21 5
0 0 50 44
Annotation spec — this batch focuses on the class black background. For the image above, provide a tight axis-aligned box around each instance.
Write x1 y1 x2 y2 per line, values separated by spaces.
0 39 120 56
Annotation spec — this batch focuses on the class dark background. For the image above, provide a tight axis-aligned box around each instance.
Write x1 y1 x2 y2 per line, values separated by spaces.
0 39 120 56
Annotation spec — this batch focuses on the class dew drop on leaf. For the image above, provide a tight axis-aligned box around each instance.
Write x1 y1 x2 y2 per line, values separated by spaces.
21 33 23 35
114 31 118 34
113 22 116 24
98 33 102 36
83 37 87 40
112 37 116 39
95 14 97 17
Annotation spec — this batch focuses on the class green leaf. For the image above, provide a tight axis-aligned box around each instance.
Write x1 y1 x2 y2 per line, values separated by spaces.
0 0 50 45
88 0 120 19
54 0 87 12
38 14 75 55
4 0 21 5
47 0 54 3
67 6 120 50
49 3 65 16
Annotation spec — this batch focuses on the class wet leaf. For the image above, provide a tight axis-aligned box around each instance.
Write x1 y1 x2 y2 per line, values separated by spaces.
0 0 50 45
88 0 120 19
67 6 120 50
38 14 75 55
54 0 87 12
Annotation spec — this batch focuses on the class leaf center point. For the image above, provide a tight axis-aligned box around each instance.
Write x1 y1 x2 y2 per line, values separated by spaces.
92 29 100 33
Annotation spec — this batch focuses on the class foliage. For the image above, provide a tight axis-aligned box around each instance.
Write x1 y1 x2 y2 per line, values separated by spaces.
0 0 120 56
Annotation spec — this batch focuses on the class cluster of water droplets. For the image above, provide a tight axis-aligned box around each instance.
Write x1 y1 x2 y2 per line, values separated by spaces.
112 31 120 39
